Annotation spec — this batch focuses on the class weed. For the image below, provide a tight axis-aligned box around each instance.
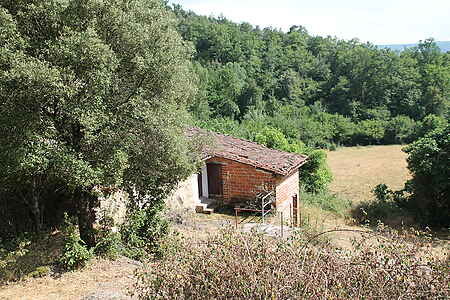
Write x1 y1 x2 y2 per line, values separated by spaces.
132 228 449 299
300 188 351 217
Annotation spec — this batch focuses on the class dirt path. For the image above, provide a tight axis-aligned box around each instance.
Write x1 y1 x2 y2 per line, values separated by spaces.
0 257 140 300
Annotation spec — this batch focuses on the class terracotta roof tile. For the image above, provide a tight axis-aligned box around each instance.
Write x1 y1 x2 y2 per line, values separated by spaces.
187 127 308 176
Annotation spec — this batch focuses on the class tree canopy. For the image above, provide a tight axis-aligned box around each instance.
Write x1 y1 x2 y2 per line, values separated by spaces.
172 6 449 149
0 0 197 244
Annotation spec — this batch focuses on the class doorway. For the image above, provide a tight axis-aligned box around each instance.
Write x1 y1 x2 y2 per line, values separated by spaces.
206 163 223 198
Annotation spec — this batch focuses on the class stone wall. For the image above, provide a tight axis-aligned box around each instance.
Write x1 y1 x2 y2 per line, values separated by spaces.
97 190 128 226
166 174 199 212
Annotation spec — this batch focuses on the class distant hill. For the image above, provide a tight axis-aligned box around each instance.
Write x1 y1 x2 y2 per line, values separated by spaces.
378 41 450 52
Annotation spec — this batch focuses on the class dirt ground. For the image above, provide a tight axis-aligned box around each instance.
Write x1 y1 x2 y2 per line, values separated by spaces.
0 257 140 300
326 145 410 204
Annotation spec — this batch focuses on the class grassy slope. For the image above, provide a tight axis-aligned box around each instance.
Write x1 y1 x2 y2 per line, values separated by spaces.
326 145 410 204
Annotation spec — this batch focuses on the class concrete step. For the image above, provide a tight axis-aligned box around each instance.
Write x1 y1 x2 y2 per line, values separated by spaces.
195 202 214 214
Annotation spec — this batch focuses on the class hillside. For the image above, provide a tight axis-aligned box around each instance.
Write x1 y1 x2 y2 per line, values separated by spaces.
173 6 449 151
378 41 450 52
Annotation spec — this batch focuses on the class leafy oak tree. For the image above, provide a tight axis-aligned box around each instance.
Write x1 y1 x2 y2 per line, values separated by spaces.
0 0 197 246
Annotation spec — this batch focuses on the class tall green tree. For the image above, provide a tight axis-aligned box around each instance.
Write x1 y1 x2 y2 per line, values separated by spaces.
0 0 197 246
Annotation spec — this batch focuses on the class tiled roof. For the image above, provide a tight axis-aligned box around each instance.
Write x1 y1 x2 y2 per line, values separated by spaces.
187 127 308 176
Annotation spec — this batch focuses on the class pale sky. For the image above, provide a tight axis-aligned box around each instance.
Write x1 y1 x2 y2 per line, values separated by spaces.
168 0 450 44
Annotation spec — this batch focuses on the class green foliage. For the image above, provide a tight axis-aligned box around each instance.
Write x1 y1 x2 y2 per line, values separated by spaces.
93 216 122 260
300 189 351 217
120 205 170 260
353 184 410 226
416 114 448 138
384 115 417 144
403 125 450 226
0 0 198 243
0 236 32 282
59 216 93 271
254 126 290 150
0 231 66 283
299 149 333 193
176 7 449 149
27 265 51 278
353 120 386 145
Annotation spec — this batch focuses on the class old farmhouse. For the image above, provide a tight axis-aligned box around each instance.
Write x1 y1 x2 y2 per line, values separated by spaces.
168 128 308 215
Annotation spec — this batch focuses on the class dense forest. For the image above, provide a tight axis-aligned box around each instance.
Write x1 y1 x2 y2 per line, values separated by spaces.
171 5 449 150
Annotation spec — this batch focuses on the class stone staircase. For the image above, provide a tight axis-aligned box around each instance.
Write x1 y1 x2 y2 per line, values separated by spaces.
195 198 216 214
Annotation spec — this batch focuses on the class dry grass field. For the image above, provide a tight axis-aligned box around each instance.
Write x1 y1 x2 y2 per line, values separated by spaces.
326 145 410 204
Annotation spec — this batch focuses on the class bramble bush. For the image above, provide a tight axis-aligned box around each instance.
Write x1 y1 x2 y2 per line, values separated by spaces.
132 228 449 299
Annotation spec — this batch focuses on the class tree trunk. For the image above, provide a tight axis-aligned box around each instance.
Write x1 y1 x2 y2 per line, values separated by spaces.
30 193 42 232
77 191 98 248
24 177 44 232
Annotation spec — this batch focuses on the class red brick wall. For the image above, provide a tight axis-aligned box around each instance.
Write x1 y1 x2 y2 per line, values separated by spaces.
275 170 299 206
206 157 275 205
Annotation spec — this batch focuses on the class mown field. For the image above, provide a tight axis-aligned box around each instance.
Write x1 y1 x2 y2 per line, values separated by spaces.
326 145 410 204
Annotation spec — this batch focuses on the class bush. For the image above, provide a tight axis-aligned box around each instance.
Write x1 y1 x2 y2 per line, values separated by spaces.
132 229 449 299
299 149 333 193
93 216 122 260
0 236 32 282
403 125 450 227
27 265 51 278
352 119 386 145
384 115 417 144
120 205 170 260
353 184 411 226
58 217 93 271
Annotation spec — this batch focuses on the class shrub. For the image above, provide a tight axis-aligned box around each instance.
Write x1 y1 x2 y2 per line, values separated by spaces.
132 229 449 299
353 184 411 226
352 119 386 145
58 217 93 271
120 205 170 260
299 149 333 193
27 266 51 278
93 215 122 260
403 124 450 227
384 115 417 144
0 236 31 282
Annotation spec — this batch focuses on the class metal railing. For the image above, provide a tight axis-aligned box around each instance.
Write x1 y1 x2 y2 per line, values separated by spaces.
234 191 274 229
